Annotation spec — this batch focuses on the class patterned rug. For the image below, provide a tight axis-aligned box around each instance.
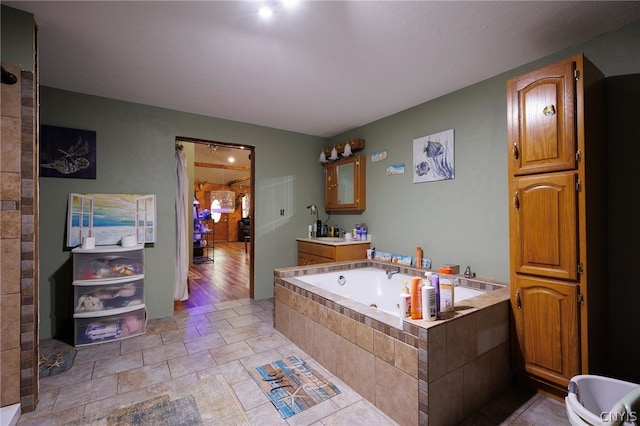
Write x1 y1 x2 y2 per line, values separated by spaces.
39 346 77 378
70 374 247 425
249 355 341 419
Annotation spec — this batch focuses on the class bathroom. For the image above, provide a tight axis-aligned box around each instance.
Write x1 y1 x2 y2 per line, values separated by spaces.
3 4 640 424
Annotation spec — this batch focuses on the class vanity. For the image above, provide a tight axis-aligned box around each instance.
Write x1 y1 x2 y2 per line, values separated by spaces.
297 237 370 266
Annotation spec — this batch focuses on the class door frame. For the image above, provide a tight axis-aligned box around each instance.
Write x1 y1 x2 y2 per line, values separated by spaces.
176 136 255 298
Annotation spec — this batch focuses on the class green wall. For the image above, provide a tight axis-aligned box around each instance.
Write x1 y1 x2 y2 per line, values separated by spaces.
39 88 324 340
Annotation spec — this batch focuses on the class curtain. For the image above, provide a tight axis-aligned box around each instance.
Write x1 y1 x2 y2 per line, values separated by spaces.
174 145 189 301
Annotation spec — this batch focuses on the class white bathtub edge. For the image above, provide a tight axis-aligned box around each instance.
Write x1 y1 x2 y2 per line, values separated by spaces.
0 403 21 426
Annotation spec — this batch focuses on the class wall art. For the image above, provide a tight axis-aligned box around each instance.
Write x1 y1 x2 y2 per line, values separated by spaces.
40 125 97 179
67 193 156 247
413 129 454 183
370 150 387 162
386 163 405 175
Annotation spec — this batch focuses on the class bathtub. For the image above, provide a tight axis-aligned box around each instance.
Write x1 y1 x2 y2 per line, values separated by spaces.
295 267 485 317
274 261 511 425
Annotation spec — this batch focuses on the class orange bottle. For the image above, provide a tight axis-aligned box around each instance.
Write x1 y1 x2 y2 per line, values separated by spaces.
410 277 423 319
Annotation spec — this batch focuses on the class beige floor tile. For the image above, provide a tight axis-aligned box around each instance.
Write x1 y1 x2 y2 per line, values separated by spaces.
93 350 143 378
244 401 288 425
73 340 121 365
145 372 200 395
167 350 217 377
197 319 235 336
206 308 240 322
215 300 244 310
284 398 341 426
38 362 95 392
82 388 149 416
183 332 226 354
231 377 270 411
219 325 262 344
227 313 263 328
233 304 265 315
210 341 256 364
320 399 398 425
52 374 118 412
143 340 189 364
197 360 250 385
117 362 171 393
120 332 163 353
244 331 290 353
160 325 202 344
173 312 211 329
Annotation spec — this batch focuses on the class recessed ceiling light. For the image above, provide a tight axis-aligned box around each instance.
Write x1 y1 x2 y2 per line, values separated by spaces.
258 5 273 20
228 157 235 163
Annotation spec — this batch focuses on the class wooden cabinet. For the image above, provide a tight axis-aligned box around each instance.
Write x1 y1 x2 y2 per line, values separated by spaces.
297 240 370 266
510 172 577 281
324 155 366 211
507 54 607 396
72 245 146 347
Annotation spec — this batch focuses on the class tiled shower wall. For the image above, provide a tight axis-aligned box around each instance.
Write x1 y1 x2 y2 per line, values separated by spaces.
1 62 39 412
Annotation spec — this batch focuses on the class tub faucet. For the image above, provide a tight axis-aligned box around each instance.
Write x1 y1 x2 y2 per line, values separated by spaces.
386 266 400 279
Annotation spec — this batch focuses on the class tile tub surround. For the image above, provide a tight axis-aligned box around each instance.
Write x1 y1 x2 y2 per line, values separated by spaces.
274 261 512 426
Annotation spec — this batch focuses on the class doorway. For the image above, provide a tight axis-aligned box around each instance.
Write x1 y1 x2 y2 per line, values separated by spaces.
175 137 255 310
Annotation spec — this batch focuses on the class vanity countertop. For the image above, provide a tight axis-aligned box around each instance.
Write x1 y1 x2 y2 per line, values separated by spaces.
296 237 371 246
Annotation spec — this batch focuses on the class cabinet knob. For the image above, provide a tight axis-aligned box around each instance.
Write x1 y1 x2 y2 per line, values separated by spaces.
542 104 556 116
515 288 522 309
513 191 520 211
512 143 519 161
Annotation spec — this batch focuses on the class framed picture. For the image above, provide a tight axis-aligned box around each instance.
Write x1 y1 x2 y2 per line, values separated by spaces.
40 125 97 179
67 193 156 247
413 129 454 183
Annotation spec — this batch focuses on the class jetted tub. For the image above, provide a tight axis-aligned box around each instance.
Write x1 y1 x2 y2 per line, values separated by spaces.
274 261 511 425
295 266 485 317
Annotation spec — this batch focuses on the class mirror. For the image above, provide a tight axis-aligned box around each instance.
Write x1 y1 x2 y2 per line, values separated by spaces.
337 162 355 204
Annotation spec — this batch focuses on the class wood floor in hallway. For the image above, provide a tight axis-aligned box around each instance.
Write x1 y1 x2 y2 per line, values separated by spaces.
174 241 250 312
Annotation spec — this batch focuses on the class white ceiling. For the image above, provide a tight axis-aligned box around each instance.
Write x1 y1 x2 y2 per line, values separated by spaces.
5 1 640 140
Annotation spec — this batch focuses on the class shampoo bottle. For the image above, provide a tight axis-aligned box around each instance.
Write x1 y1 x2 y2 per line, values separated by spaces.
421 283 436 322
410 277 423 319
429 273 440 318
422 272 436 321
399 280 411 325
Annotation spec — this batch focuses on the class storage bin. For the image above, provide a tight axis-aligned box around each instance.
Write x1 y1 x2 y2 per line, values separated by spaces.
75 307 146 347
74 278 144 314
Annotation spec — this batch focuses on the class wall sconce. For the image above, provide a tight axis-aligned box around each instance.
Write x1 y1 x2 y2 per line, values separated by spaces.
318 138 365 164
342 142 353 157
329 147 339 160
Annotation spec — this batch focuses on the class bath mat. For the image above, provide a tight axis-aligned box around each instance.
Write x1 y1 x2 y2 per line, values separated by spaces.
249 355 340 419
38 346 77 378
68 374 247 425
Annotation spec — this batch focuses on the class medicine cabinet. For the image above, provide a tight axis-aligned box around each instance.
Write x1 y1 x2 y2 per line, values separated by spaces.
324 155 366 211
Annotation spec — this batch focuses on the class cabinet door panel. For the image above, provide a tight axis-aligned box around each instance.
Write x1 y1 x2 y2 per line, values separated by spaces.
324 155 365 211
508 59 576 175
511 172 577 280
512 275 579 387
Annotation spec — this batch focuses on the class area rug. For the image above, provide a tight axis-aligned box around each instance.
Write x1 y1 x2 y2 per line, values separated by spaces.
70 374 247 425
38 346 77 378
248 355 341 419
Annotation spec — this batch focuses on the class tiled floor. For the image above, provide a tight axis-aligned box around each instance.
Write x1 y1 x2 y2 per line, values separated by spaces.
19 297 568 425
